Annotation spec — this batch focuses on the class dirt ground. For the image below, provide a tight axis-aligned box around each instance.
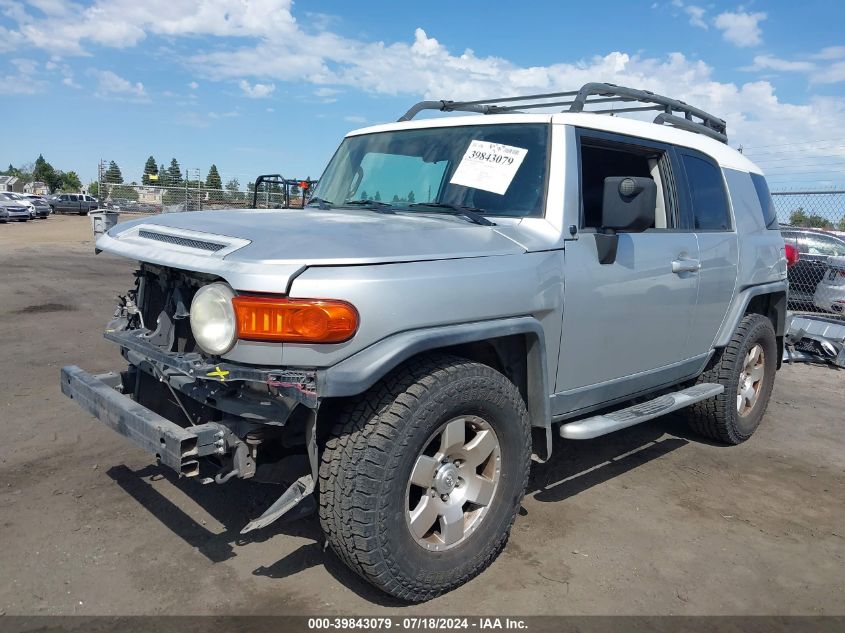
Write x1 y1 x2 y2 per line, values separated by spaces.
0 216 843 616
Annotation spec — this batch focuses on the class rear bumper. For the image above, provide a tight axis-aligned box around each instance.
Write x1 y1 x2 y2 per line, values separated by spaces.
61 365 213 476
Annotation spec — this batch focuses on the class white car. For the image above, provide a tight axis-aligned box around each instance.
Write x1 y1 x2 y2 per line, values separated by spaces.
4 192 38 219
0 192 31 221
813 256 845 315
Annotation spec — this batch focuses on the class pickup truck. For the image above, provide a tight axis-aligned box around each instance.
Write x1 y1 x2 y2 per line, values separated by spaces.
48 193 99 215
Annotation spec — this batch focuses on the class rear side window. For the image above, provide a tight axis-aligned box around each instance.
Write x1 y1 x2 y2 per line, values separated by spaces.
681 154 731 231
750 173 778 229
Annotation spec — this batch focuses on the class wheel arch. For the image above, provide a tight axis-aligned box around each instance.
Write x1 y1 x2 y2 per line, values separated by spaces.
317 317 552 459
715 281 787 367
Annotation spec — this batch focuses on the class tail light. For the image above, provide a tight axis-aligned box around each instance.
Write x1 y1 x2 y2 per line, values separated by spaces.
232 296 358 343
784 243 799 268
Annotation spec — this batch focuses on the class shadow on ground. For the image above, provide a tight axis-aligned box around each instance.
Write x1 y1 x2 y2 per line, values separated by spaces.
108 412 711 604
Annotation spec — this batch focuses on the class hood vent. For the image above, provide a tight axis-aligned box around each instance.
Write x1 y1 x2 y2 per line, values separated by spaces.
138 229 227 252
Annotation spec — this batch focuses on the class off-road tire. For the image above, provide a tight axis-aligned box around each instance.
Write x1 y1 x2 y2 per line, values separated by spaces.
687 313 777 444
318 354 532 602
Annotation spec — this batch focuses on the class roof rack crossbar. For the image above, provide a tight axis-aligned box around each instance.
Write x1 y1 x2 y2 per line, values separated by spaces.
398 82 728 143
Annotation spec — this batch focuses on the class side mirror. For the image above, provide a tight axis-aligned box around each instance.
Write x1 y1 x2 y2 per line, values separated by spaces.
595 176 657 264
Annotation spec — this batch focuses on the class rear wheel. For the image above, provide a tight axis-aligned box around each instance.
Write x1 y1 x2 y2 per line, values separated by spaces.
319 355 531 602
687 313 777 444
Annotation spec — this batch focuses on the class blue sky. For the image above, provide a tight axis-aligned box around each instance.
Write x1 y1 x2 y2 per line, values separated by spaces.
1 0 844 189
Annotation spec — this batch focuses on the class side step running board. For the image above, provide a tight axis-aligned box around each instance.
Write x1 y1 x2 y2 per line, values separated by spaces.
559 383 724 440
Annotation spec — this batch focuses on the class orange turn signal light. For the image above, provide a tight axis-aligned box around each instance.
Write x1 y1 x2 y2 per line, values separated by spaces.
232 296 358 344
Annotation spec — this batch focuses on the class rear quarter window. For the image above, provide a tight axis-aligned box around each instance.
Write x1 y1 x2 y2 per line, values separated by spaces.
680 153 731 231
750 173 778 229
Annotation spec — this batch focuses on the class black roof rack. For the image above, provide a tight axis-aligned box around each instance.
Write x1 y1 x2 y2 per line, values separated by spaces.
398 82 728 144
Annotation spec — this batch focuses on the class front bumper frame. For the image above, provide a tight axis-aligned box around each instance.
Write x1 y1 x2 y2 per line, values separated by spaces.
60 365 228 476
105 328 318 408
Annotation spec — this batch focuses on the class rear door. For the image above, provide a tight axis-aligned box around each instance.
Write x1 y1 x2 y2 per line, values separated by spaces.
555 130 700 415
674 149 738 355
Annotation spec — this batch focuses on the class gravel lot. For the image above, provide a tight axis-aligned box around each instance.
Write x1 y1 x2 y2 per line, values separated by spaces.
0 216 843 616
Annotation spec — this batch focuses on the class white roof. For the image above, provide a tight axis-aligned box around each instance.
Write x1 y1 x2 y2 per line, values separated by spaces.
348 111 761 175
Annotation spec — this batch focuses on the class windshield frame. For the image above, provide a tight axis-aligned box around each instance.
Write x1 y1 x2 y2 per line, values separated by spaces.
311 122 552 219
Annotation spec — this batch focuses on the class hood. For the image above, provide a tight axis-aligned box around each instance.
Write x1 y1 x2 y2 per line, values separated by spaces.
97 208 526 293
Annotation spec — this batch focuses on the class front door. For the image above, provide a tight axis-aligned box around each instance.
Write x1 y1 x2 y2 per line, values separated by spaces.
554 131 701 417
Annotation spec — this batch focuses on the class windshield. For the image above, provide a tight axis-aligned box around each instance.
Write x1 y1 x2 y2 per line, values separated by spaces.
312 123 549 217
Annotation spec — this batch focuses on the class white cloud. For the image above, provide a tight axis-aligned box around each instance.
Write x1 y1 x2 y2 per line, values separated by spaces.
747 55 816 73
5 0 298 55
811 61 845 85
89 69 148 100
343 115 366 123
238 79 275 98
207 110 239 119
685 5 708 29
188 81 199 89
3 0 845 178
0 58 47 94
714 11 766 47
742 51 845 85
813 46 845 61
669 0 708 29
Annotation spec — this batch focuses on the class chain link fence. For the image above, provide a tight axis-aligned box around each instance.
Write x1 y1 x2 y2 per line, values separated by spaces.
772 190 845 319
94 181 309 214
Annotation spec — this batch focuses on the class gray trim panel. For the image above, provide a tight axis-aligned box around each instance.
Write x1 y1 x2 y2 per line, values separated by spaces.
714 280 788 346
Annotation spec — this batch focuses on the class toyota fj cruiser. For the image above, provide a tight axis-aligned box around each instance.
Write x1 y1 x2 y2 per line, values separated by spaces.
62 83 788 602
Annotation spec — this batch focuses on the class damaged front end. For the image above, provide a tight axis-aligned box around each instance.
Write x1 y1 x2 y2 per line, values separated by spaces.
61 264 320 533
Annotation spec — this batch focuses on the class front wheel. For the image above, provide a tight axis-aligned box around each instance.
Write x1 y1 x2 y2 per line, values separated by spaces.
319 355 531 602
686 313 777 444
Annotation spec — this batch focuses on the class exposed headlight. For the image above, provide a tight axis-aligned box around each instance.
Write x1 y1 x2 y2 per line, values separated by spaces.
190 282 237 355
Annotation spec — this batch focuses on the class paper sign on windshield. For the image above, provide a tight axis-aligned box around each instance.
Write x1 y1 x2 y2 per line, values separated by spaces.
449 140 528 195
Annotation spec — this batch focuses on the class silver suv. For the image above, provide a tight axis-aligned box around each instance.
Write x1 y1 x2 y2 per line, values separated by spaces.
62 83 788 602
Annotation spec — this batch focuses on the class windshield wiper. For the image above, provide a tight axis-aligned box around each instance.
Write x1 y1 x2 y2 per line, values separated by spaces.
305 197 333 210
342 199 397 214
407 202 496 226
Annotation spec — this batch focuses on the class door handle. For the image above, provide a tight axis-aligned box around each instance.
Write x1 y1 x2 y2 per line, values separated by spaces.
672 259 701 274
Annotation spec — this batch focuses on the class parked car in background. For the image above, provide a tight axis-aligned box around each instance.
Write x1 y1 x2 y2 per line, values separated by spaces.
813 256 845 314
0 206 8 223
23 194 51 219
0 192 31 221
781 228 845 305
48 193 99 215
3 192 38 219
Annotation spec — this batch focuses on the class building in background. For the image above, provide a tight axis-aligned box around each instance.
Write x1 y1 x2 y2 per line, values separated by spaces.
24 181 49 195
0 176 23 192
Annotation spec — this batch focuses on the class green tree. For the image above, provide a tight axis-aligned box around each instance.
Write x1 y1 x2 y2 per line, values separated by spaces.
33 154 62 192
205 164 223 190
88 182 99 197
111 185 139 201
61 171 82 192
142 156 158 185
789 208 808 226
359 190 369 201
158 163 169 186
391 194 400 203
104 160 123 184
407 190 415 203
807 213 832 229
225 178 242 201
374 190 382 201
838 216 845 232
166 159 183 186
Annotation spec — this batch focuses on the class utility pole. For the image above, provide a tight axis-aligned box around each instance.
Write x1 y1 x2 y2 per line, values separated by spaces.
98 159 106 203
